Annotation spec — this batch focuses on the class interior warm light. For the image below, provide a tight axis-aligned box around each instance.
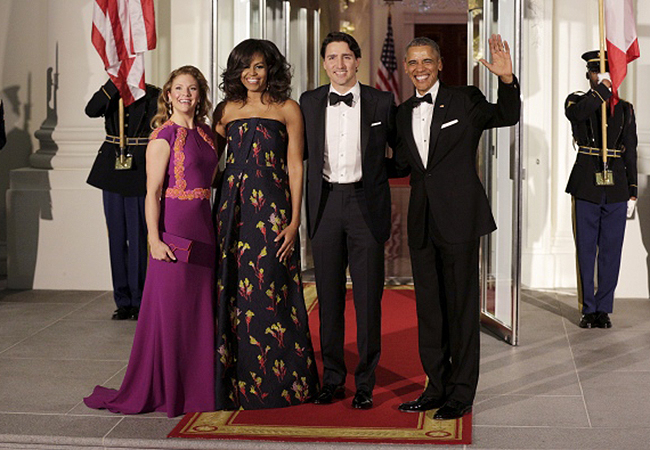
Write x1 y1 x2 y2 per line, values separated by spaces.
404 0 467 13
340 20 356 34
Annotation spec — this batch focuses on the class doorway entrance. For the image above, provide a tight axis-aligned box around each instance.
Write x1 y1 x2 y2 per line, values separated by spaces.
413 23 467 86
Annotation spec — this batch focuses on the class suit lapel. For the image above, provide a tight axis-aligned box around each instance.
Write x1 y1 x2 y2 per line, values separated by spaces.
401 97 426 172
313 86 329 169
426 85 451 169
360 84 377 159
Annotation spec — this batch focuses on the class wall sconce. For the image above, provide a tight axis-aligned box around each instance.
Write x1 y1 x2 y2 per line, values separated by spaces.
340 0 355 12
405 0 467 13
340 20 356 34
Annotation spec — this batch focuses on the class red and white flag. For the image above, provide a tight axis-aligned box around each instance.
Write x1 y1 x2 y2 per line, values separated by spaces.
375 13 400 104
604 0 640 105
91 0 157 106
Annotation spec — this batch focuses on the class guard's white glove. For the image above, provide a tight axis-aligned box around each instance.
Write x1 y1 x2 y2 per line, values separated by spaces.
598 72 611 84
627 198 637 219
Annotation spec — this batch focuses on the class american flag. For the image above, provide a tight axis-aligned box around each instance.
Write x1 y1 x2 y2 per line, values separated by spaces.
91 0 157 106
375 13 400 104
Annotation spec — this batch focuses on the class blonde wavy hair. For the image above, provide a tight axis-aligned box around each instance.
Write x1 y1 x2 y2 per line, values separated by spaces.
151 65 212 129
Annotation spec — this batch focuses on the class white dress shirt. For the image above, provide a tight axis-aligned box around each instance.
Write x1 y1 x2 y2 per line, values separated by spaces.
324 83 362 183
412 81 440 168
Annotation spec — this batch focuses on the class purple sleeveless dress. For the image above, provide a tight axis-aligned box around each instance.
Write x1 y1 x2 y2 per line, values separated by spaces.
84 121 218 417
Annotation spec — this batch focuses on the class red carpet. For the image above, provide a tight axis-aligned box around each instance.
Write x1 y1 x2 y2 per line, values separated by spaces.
168 285 471 445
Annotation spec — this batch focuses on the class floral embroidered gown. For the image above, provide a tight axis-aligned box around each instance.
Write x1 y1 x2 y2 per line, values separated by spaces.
215 117 319 410
84 121 218 417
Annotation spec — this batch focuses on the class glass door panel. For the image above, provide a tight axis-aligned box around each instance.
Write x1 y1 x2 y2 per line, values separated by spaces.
471 0 522 345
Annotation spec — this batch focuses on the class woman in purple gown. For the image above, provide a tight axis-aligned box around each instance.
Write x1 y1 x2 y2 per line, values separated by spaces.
212 39 319 410
84 66 219 417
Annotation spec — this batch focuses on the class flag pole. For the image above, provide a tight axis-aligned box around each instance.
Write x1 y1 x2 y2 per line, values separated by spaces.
118 97 126 167
596 0 613 185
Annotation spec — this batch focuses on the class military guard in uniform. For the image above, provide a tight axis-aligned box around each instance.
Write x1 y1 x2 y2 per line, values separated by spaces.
86 80 161 320
565 50 638 329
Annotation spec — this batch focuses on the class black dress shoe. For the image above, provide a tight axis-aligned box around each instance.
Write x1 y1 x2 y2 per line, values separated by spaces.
579 312 597 328
111 307 130 320
433 400 472 420
313 384 345 404
398 394 446 413
595 312 612 329
352 390 373 409
129 306 140 320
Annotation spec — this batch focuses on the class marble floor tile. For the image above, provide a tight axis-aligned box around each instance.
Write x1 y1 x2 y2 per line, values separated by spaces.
0 289 106 304
1 319 136 360
569 330 650 372
0 303 83 339
473 394 589 427
472 426 650 450
0 412 120 438
580 371 650 428
65 292 123 321
0 359 125 414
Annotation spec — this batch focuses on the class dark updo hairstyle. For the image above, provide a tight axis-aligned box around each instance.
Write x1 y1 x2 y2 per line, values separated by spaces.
320 31 361 59
220 38 292 104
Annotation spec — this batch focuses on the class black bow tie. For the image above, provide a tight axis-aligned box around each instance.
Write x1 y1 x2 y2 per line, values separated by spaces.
329 92 354 107
413 93 433 106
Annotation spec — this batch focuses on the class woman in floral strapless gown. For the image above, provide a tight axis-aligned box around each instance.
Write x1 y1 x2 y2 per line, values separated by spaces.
212 39 319 410
84 66 219 417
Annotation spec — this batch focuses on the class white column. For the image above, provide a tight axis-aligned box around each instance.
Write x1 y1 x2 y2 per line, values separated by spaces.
522 0 580 289
7 0 111 289
616 0 650 298
169 0 212 78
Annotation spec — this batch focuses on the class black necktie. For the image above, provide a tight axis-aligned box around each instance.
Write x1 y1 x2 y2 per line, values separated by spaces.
413 93 433 106
329 92 354 107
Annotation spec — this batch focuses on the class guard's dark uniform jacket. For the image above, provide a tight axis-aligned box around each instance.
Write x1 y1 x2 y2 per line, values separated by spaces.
0 100 6 150
565 82 637 204
86 80 161 197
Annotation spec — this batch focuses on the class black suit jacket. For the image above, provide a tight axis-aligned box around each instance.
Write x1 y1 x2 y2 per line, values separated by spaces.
300 84 396 243
565 83 637 204
86 80 160 197
395 78 521 248
0 101 6 150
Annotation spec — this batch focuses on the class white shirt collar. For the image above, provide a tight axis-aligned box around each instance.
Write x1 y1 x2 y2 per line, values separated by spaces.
416 80 440 101
329 82 361 105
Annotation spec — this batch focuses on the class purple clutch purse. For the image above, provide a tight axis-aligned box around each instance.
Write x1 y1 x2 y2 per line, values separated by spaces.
162 232 193 263
161 232 214 268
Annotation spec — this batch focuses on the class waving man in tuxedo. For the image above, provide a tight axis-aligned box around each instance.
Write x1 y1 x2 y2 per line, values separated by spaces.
300 32 396 410
394 35 520 420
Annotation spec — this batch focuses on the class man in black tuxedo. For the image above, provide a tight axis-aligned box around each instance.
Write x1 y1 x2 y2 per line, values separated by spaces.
86 80 160 320
300 32 396 409
394 35 520 420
